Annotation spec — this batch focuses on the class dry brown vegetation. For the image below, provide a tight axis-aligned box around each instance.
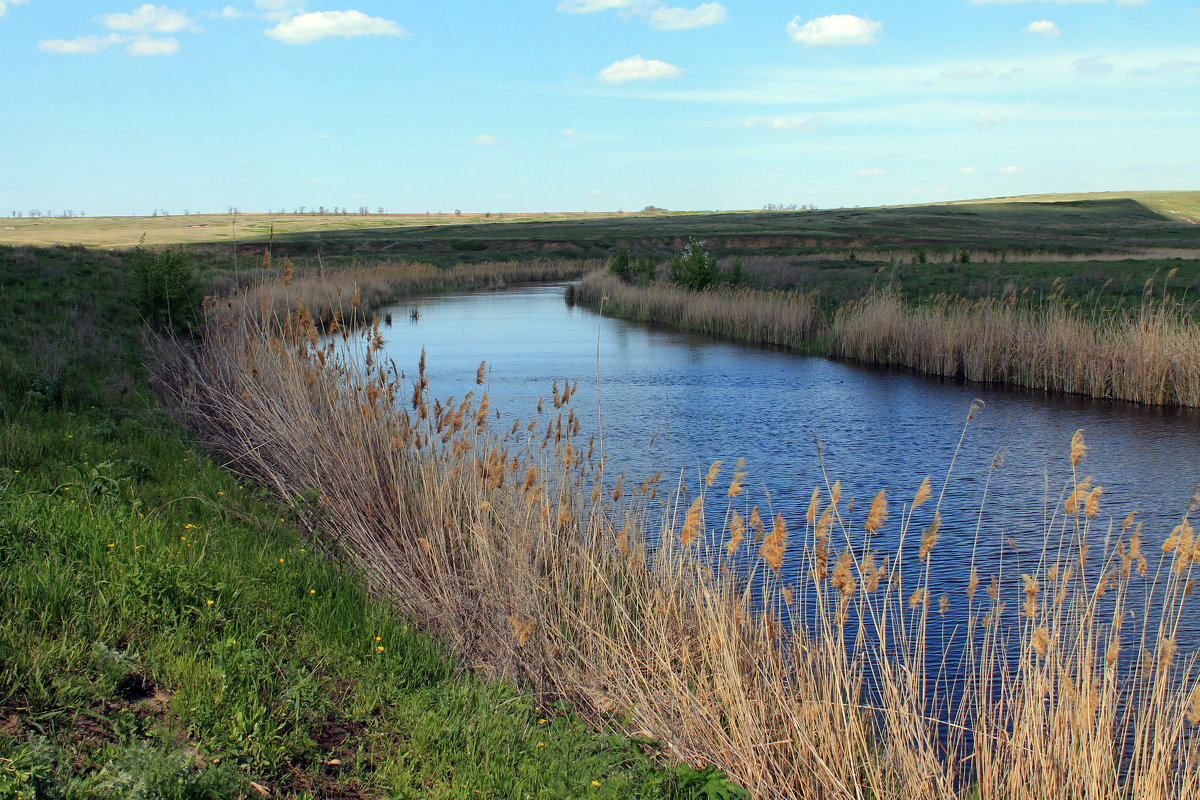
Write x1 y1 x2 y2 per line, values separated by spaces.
153 273 1200 798
831 290 1200 407
571 270 1200 407
217 257 599 327
567 270 823 348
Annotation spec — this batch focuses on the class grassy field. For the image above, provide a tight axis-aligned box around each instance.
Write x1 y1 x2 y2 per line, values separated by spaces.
3 192 1198 268
0 245 724 799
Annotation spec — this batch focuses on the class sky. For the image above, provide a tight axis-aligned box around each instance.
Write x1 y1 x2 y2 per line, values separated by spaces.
1 0 1197 215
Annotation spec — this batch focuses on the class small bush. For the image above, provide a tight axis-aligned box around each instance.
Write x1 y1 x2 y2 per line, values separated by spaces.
129 248 202 337
668 238 722 291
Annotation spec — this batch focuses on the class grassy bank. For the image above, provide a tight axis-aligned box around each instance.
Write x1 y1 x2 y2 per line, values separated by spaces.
155 266 1200 798
570 269 1200 407
0 245 713 799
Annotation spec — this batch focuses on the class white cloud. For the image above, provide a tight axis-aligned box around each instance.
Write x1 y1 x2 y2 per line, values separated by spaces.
315 133 331 140
38 34 123 54
560 128 580 136
255 0 304 21
1025 20 1059 37
958 166 977 174
999 165 1023 174
101 4 196 33
649 3 728 30
597 54 683 84
942 66 994 79
973 110 1006 126
1150 59 1197 73
0 0 29 18
126 35 179 55
744 115 817 130
853 167 886 176
1073 55 1113 74
497 192 517 199
787 14 880 47
475 134 500 145
210 6 247 19
557 0 645 11
266 10 406 44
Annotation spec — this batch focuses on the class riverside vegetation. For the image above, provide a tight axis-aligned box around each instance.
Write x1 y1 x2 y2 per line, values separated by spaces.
566 238 1200 407
149 249 1200 799
0 245 733 799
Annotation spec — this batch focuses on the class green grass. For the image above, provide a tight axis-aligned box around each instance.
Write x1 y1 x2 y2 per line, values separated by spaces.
0 245 718 799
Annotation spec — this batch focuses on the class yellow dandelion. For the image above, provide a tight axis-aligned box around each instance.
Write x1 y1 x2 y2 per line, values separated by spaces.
309 589 316 595
206 599 214 606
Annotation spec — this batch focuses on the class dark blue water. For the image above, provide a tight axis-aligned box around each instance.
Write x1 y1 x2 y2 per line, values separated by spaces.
368 283 1200 645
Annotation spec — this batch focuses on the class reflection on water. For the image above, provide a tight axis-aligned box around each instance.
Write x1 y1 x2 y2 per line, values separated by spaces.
372 284 1200 646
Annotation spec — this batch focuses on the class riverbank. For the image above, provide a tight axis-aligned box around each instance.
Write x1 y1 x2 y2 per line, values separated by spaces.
0 245 707 799
157 261 1200 798
568 269 1200 407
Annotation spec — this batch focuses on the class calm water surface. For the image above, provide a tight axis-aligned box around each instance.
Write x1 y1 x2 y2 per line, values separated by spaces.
370 284 1200 644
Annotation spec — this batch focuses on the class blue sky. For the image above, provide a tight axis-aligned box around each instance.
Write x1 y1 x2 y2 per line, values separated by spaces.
1 0 1197 215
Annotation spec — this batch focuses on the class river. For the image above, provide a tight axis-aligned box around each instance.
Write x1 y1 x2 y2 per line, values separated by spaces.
367 283 1200 647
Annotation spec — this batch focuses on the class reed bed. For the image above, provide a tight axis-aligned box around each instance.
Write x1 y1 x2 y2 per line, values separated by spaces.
150 273 1200 798
567 271 824 348
832 292 1200 407
219 257 599 327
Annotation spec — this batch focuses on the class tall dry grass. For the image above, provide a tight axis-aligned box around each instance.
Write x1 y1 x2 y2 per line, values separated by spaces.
153 277 1200 798
832 291 1200 407
567 271 824 348
216 258 599 328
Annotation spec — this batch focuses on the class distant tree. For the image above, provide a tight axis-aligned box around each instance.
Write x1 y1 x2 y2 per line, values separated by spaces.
377 206 385 215
454 209 462 216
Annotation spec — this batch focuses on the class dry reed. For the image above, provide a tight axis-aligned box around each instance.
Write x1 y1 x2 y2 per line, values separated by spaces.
153 273 1200 799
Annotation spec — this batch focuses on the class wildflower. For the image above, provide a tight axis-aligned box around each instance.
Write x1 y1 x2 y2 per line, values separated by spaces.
299 548 305 553
134 545 141 550
537 742 545 748
539 719 547 725
375 636 382 642
184 523 196 530
206 600 214 606
309 589 316 595
592 781 601 787
106 543 115 549
217 491 224 496
376 646 384 652
279 558 285 563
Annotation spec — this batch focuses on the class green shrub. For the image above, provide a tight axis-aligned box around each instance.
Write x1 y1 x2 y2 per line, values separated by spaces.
129 248 201 337
668 238 722 291
609 248 633 282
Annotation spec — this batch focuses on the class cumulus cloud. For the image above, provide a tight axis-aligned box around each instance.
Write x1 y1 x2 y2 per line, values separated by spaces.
38 33 123 54
255 0 305 21
1150 59 1197 73
942 66 995 79
0 0 29 18
649 3 728 30
207 6 247 19
1025 19 1059 36
126 35 179 55
558 0 728 31
972 0 1138 4
973 110 1006 126
557 0 644 11
853 167 886 176
999 165 1023 174
597 54 683 84
1073 55 1113 74
101 4 197 33
744 115 817 131
958 166 977 174
266 10 406 44
560 128 581 136
475 134 500 145
787 14 881 47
